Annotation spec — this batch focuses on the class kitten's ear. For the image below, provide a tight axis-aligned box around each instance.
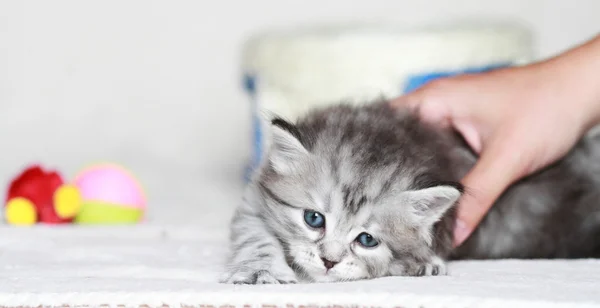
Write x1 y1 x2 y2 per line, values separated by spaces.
402 185 461 228
268 118 309 174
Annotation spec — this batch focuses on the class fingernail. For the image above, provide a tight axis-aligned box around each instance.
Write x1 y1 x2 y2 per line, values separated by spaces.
453 219 470 247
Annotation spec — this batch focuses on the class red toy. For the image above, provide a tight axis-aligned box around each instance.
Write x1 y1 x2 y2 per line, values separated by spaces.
4 165 81 225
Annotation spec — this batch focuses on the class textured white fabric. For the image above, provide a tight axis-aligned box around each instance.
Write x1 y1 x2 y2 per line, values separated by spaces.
1 225 599 308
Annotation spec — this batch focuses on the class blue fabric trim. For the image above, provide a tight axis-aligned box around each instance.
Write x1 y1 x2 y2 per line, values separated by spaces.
243 73 263 180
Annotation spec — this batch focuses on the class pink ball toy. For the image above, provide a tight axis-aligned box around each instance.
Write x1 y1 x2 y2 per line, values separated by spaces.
72 163 146 224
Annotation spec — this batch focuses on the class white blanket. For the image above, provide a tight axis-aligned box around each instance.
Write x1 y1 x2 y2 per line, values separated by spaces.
1 225 599 308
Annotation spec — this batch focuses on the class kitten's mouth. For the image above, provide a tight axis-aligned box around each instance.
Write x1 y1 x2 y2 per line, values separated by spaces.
312 266 342 281
291 262 335 282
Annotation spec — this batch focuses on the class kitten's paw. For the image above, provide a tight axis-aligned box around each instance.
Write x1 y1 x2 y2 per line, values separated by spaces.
220 268 298 284
253 270 298 284
391 256 448 277
415 257 447 276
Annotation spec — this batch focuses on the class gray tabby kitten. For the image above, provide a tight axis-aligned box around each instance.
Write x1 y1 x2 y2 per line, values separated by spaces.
221 101 600 284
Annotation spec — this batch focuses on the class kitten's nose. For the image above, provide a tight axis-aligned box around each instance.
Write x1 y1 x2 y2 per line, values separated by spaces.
321 257 339 270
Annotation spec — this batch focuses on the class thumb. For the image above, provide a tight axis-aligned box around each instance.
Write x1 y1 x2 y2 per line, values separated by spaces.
453 139 525 247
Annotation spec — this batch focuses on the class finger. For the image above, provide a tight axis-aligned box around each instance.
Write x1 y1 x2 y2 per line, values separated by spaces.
389 89 426 110
391 92 454 129
418 100 452 128
453 141 525 247
453 119 483 153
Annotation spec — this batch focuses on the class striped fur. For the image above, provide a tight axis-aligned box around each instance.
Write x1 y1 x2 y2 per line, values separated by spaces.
222 100 600 284
221 102 462 283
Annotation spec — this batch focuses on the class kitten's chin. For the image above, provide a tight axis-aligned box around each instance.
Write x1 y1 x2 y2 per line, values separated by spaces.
288 248 369 283
309 272 367 283
312 273 350 283
293 264 343 283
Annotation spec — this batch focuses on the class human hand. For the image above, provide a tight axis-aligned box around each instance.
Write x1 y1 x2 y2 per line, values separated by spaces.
391 36 600 247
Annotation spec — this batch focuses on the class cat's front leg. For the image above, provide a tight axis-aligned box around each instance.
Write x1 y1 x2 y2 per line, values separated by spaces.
389 255 447 277
220 209 297 284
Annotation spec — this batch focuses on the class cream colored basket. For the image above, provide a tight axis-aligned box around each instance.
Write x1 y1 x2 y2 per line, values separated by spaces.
241 23 533 173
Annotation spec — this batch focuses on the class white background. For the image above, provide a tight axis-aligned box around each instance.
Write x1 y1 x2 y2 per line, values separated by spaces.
0 0 598 224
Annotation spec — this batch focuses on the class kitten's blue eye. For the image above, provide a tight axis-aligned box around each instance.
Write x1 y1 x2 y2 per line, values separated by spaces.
304 210 325 228
356 232 379 248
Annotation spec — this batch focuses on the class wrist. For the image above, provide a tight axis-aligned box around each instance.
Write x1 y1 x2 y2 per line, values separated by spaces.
537 35 600 133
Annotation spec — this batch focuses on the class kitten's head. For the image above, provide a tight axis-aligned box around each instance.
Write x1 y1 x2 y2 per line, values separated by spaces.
255 103 463 282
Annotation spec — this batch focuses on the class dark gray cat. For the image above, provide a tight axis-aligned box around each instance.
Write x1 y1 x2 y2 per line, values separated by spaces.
221 100 600 284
